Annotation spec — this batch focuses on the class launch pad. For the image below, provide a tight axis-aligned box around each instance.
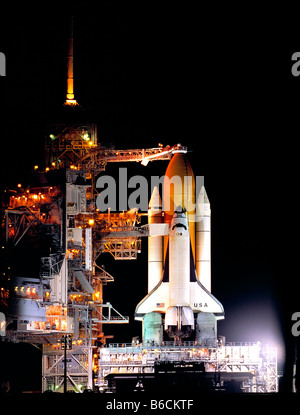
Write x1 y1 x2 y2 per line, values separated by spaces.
0 126 279 393
96 342 278 393
0 16 280 395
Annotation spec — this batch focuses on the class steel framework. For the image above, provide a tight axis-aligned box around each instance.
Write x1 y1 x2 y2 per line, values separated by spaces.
97 342 278 393
1 128 183 392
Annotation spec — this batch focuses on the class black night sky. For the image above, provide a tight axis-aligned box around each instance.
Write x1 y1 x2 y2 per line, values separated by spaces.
0 3 299 393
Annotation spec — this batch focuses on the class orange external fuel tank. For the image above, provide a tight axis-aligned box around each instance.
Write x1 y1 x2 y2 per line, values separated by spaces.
163 152 196 258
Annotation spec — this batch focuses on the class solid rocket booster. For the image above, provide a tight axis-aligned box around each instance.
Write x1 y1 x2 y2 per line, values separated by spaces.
148 186 163 293
195 187 211 292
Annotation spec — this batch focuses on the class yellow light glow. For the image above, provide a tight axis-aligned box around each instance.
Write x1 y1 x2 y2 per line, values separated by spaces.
88 219 94 226
61 318 68 331
34 165 39 170
65 99 78 106
17 183 22 188
45 167 50 172
92 291 102 302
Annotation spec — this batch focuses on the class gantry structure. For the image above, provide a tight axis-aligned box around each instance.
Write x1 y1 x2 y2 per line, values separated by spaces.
0 118 185 391
0 124 279 393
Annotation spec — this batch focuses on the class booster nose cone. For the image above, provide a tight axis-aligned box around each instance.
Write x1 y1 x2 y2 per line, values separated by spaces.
149 186 162 211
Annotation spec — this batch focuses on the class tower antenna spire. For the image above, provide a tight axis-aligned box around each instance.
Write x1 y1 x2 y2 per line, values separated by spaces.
64 15 78 106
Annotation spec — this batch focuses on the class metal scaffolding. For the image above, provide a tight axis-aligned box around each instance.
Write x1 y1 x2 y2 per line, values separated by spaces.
259 345 278 393
0 124 182 392
97 342 279 393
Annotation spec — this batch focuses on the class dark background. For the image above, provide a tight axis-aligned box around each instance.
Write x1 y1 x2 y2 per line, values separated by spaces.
0 2 298 392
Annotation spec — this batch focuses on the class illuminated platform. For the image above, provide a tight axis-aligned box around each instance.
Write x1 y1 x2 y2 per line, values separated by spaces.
96 341 278 393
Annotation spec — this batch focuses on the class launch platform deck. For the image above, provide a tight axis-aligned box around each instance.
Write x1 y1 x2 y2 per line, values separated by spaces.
97 341 278 393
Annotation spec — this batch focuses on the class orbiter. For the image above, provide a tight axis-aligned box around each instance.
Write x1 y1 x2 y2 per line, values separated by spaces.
135 150 224 344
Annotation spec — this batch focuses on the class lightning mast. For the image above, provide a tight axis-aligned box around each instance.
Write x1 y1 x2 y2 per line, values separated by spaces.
64 16 78 106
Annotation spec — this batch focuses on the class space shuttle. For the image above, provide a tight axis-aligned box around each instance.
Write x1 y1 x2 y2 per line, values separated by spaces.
135 151 224 344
